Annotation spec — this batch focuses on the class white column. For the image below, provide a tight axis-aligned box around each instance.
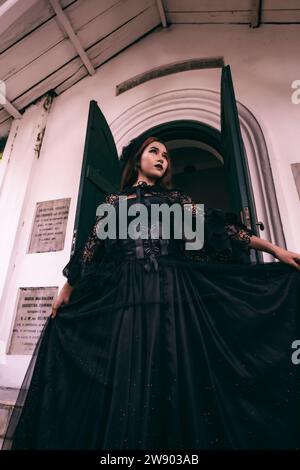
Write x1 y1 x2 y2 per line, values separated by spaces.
0 94 53 387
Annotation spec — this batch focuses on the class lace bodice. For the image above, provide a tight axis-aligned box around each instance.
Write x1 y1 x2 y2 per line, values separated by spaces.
62 182 256 286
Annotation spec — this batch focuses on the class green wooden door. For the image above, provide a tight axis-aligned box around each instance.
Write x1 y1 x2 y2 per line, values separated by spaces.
71 100 121 254
221 65 263 263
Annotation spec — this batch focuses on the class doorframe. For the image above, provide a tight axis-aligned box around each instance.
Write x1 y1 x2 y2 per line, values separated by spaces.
110 88 286 260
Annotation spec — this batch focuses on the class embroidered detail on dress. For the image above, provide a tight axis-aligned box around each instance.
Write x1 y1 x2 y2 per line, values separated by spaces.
62 185 256 285
62 193 119 285
224 224 253 249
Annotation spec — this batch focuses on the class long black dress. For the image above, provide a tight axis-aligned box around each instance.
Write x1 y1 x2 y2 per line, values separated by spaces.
2 182 300 450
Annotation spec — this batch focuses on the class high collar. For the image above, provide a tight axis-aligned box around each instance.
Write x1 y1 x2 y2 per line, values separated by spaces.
133 181 155 187
123 181 163 194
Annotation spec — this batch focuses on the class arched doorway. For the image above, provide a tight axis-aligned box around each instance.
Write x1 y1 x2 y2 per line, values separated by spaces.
126 119 263 263
111 88 285 263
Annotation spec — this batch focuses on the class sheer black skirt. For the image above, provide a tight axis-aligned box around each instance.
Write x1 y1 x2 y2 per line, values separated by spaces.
2 257 300 450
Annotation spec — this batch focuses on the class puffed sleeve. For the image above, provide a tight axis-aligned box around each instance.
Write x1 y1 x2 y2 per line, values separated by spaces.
176 190 256 264
62 193 119 286
62 245 85 287
223 210 256 254
205 207 256 262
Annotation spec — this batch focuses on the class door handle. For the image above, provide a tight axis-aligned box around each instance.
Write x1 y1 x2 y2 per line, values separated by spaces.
255 221 265 231
241 207 264 232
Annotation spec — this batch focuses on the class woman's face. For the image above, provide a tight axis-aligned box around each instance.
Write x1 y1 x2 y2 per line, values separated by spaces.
138 141 169 180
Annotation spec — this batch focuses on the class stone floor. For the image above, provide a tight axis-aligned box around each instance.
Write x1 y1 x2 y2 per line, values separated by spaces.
0 387 19 449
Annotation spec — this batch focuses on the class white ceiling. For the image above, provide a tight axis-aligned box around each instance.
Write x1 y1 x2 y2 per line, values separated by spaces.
0 0 299 136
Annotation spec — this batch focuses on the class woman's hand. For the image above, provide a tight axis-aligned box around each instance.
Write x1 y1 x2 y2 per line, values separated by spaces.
249 236 300 271
273 246 300 271
51 282 74 318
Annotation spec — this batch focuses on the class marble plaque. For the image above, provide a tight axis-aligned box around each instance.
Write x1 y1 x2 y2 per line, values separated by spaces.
8 286 58 355
28 198 71 253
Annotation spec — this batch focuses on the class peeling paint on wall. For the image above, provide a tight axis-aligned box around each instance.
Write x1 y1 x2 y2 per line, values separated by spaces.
0 136 6 160
34 127 46 159
33 93 54 159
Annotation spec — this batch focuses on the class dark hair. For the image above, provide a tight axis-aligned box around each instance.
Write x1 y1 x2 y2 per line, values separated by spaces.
119 136 173 191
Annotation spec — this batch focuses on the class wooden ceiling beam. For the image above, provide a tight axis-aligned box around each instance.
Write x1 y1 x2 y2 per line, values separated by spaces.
155 0 168 28
48 0 95 76
0 95 22 119
250 0 262 28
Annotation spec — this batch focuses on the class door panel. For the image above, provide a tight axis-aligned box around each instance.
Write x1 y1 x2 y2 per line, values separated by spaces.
71 100 120 253
221 65 263 263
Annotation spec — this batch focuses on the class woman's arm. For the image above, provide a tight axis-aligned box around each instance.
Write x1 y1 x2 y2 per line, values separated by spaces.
176 190 300 272
51 192 119 318
249 235 300 271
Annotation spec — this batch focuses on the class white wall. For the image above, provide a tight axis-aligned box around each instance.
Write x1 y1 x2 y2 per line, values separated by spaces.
0 23 299 387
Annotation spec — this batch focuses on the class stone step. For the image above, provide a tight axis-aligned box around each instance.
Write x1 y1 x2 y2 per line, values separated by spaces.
0 387 20 442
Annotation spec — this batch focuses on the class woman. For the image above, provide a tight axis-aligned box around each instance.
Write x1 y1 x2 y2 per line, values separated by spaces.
2 136 300 450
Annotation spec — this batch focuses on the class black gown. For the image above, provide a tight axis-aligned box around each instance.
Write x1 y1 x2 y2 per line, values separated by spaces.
2 182 300 450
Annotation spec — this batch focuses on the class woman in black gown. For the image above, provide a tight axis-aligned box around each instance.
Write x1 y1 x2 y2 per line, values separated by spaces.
2 135 300 450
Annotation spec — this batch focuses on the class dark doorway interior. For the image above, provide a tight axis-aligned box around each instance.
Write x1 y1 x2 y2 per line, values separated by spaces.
139 119 231 210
